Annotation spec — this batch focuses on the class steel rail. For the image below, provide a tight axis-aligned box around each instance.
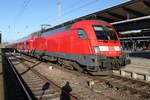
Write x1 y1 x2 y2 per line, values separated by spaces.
11 54 79 100
27 66 78 100
7 56 32 100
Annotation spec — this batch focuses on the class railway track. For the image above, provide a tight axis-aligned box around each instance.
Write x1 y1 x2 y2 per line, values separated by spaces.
9 52 150 100
6 53 78 100
54 64 150 99
100 75 150 98
3 54 29 100
66 66 150 99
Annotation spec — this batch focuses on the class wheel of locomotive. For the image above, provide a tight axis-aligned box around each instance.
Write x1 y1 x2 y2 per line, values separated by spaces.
72 62 84 73
58 58 63 66
57 58 73 70
35 54 40 59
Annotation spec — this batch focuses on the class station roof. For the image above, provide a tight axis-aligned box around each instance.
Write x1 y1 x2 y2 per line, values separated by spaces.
59 0 150 26
82 0 150 22
33 0 150 35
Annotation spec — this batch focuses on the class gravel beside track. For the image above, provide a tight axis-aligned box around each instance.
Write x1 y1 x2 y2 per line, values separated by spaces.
9 53 150 100
9 58 61 100
8 54 78 100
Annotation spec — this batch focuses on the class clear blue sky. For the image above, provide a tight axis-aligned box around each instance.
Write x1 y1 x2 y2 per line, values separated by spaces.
0 0 127 43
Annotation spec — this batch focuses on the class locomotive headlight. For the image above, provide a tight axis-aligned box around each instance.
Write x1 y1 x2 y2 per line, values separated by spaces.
114 46 122 51
94 46 100 54
120 46 123 51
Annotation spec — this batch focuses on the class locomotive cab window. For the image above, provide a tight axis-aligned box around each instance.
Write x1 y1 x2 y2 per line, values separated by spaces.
77 29 87 39
93 25 118 40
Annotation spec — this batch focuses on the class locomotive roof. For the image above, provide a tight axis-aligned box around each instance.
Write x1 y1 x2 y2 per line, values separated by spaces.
31 20 75 36
31 20 107 36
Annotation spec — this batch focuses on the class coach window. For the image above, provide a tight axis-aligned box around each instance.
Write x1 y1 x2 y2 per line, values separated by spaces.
77 29 87 39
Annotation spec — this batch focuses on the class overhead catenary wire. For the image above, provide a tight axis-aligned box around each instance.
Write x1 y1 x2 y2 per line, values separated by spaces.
14 0 101 35
62 0 100 17
14 0 32 23
41 0 101 26
58 0 101 25
13 0 32 37
63 0 85 12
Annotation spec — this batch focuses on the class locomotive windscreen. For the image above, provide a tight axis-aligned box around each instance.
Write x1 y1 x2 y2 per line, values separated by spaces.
93 25 117 40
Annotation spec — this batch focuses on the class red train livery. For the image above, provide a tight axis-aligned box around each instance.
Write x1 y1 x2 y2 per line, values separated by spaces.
8 20 130 72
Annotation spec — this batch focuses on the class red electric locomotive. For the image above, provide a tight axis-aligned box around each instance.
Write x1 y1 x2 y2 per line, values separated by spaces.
9 20 131 73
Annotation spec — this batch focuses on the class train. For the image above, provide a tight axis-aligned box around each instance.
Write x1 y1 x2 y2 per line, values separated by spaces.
7 20 130 74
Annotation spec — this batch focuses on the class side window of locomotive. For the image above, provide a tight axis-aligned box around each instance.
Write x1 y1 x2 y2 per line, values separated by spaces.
77 29 87 39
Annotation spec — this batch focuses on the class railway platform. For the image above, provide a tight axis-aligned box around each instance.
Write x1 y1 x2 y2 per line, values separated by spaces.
113 51 150 82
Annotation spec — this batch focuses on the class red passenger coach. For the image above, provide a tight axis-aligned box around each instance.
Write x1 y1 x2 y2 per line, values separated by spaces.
9 20 131 73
